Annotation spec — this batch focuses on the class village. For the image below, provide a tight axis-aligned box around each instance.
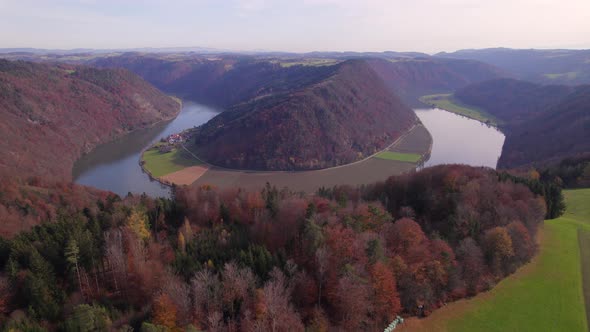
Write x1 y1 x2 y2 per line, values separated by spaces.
157 130 195 153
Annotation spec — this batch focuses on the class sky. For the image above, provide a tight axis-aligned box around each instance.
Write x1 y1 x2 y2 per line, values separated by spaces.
1 0 589 53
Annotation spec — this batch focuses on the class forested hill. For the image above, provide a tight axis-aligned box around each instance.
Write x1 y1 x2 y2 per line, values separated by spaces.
0 59 180 180
91 54 339 107
0 165 548 330
455 78 574 124
367 57 505 105
498 85 590 168
452 78 590 168
90 53 505 107
189 59 418 170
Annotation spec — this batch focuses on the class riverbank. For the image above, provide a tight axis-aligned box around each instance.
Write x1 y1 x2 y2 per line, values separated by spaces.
140 124 433 192
74 101 220 197
420 93 501 126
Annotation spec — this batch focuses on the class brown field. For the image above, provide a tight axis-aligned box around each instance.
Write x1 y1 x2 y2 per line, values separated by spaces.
194 158 417 192
160 165 209 185
191 124 432 192
388 124 432 153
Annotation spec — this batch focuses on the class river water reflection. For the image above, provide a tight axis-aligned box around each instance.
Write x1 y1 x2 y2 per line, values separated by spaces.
415 108 505 169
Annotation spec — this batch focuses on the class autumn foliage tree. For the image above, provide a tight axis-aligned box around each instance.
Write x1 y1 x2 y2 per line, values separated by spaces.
371 262 401 324
0 165 546 330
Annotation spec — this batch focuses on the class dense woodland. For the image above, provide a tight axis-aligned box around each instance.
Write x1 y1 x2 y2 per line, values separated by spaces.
455 78 574 124
454 79 590 168
0 165 553 331
89 53 503 107
0 59 180 180
190 60 417 171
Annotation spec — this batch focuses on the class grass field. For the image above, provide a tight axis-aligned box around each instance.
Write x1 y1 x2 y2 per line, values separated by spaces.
419 93 501 126
274 59 340 68
142 147 201 177
544 71 579 80
400 189 590 332
374 151 422 163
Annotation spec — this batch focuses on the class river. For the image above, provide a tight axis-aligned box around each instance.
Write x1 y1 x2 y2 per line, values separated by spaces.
73 103 505 197
415 108 505 168
72 101 220 197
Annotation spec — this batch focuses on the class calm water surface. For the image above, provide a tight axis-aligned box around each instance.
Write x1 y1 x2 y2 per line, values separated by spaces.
415 108 505 168
73 101 219 197
74 105 505 197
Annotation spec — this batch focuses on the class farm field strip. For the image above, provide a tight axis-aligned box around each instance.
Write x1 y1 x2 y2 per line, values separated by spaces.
420 93 501 126
375 151 422 162
141 147 202 178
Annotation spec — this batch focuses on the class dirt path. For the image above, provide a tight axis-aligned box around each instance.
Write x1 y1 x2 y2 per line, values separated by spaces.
578 228 590 331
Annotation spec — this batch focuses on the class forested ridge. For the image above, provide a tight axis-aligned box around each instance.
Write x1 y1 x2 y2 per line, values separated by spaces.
0 165 551 331
454 79 590 168
0 59 180 180
189 60 417 171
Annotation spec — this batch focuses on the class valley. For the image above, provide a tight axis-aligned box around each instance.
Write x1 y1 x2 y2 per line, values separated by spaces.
0 47 588 331
73 102 510 196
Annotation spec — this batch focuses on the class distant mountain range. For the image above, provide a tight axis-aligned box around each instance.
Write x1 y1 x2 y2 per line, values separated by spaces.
1 47 588 172
0 46 226 55
437 48 590 85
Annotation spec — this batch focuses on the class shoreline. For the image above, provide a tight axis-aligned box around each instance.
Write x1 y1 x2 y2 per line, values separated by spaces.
72 96 183 182
140 123 433 189
419 93 502 127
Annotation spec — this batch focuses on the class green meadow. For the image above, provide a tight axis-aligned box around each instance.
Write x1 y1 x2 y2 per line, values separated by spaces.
141 147 201 177
374 151 422 163
401 189 590 332
420 93 501 126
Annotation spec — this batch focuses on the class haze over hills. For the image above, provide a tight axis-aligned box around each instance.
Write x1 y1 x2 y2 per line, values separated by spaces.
83 52 506 106
366 57 505 105
453 78 590 168
0 59 180 180
189 59 417 170
437 48 590 85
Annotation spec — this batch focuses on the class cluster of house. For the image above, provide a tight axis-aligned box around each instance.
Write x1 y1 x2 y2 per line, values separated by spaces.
157 133 188 153
167 133 185 144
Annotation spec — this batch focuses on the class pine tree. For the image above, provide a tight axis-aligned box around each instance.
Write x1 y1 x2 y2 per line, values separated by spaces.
65 238 83 295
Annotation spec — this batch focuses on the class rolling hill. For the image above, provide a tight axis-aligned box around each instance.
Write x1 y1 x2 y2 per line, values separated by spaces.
188 59 418 170
91 53 338 107
0 59 180 180
437 48 590 85
367 57 505 105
